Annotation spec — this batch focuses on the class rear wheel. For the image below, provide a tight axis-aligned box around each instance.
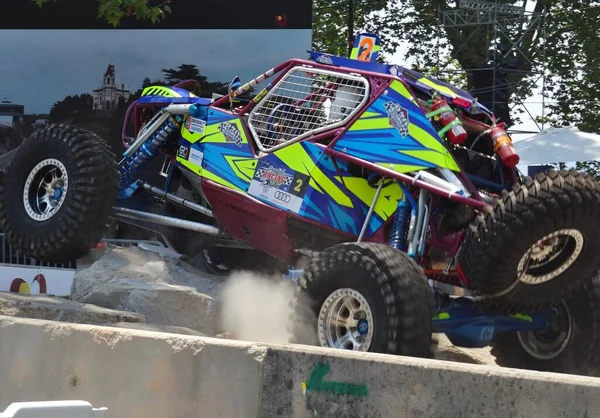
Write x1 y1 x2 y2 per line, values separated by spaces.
0 124 117 263
491 273 600 376
294 242 434 356
459 169 600 314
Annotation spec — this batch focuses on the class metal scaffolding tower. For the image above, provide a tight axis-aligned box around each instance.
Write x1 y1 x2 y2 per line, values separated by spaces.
437 0 546 131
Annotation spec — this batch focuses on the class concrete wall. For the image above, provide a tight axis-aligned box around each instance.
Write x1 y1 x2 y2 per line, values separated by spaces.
0 316 599 418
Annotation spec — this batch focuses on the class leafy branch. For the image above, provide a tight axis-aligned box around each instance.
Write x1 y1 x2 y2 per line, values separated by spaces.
31 0 172 27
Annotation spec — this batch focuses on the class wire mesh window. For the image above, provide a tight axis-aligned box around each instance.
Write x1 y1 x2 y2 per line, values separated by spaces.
247 66 370 152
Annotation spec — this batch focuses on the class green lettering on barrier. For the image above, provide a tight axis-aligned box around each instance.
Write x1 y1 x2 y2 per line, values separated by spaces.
304 362 368 397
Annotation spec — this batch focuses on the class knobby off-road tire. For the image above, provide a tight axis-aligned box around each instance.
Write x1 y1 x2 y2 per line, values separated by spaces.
0 124 118 263
294 242 434 357
458 169 600 314
490 273 600 376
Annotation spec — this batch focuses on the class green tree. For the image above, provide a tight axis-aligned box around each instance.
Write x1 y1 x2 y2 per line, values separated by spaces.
32 0 171 27
543 3 600 133
160 64 228 96
128 65 255 102
49 93 94 122
313 0 600 131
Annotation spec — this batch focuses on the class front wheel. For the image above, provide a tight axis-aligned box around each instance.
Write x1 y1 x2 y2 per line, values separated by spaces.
0 124 118 263
490 273 600 376
294 242 434 357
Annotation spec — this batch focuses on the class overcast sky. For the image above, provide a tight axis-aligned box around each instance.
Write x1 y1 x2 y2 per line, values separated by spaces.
0 29 312 115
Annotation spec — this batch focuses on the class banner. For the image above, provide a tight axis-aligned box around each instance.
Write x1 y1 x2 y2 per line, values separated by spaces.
0 265 75 296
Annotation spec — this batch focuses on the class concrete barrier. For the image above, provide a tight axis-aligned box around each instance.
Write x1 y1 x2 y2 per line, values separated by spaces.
0 315 599 418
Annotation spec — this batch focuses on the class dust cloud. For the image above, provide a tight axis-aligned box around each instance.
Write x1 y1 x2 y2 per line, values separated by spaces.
218 271 317 345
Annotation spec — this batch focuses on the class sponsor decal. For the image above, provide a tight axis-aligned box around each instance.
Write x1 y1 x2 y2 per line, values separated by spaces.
316 54 334 65
189 147 204 166
177 145 190 160
185 116 206 135
218 122 243 147
247 160 309 213
384 101 410 138
255 164 294 192
389 65 400 76
274 190 292 204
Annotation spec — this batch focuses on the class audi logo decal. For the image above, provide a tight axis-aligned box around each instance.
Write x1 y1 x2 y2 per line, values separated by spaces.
274 190 291 203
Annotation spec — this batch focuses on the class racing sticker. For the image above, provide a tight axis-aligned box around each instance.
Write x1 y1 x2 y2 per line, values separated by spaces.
315 54 334 65
247 159 309 213
185 116 206 135
218 122 243 147
189 147 204 166
389 65 400 76
177 144 190 160
384 101 410 138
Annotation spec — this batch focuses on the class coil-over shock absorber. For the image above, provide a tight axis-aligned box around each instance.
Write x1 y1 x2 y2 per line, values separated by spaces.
390 182 418 257
118 113 183 192
389 199 411 251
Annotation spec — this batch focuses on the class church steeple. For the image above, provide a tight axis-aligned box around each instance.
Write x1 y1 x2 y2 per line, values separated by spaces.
92 61 131 111
104 62 115 86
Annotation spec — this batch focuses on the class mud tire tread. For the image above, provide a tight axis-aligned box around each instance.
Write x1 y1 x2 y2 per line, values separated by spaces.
458 169 600 314
490 273 600 376
294 242 434 357
0 124 118 263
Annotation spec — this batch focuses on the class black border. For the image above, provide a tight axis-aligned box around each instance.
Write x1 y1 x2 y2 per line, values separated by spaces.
0 0 312 30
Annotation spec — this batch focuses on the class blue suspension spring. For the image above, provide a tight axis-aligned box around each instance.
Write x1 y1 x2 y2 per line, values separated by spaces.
118 114 182 191
389 199 411 251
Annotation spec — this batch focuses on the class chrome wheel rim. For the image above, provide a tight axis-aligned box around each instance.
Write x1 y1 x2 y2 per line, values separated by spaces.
517 229 584 285
517 300 572 360
318 288 374 351
23 158 69 222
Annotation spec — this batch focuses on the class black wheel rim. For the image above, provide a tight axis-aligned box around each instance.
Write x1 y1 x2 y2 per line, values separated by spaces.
517 300 572 360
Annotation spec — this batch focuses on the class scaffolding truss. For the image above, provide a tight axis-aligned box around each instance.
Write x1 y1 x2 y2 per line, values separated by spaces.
437 0 547 131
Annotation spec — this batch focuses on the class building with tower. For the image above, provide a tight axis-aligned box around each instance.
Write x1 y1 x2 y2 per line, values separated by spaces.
92 63 131 111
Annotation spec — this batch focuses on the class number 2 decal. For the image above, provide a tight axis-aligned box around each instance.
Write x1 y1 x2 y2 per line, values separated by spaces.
357 37 375 61
294 178 303 193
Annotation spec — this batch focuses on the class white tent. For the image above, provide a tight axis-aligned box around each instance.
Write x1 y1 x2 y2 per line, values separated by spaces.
513 127 600 172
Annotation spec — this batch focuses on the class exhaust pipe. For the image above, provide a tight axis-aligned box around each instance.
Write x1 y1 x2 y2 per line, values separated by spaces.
112 207 222 236
140 182 214 218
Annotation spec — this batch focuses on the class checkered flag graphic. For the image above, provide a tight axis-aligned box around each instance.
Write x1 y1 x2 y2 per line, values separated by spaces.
384 101 410 138
219 122 243 145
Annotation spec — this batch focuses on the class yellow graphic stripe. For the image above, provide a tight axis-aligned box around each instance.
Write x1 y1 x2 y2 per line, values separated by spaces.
276 144 353 207
401 150 459 171
408 124 447 156
177 156 202 174
348 116 390 132
224 156 256 182
376 162 430 174
389 80 417 103
202 170 243 192
336 177 403 220
417 78 457 99
141 86 183 98
181 126 201 143
362 111 381 118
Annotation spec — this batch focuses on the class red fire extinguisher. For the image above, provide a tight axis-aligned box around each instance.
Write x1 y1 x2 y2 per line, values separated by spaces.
489 124 520 168
430 96 469 145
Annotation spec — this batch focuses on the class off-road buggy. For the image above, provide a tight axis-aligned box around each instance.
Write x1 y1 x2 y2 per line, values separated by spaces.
3 33 600 375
